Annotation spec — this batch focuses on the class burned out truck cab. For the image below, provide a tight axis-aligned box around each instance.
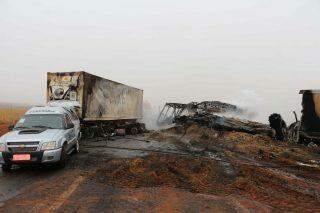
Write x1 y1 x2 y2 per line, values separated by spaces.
289 90 320 145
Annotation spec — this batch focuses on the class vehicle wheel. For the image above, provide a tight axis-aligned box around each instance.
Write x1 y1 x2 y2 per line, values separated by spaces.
269 113 287 141
130 127 138 135
73 140 80 154
85 128 95 139
57 143 67 168
2 163 12 172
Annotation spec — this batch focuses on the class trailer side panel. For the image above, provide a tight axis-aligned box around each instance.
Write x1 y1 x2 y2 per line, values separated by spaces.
301 90 320 132
83 73 143 121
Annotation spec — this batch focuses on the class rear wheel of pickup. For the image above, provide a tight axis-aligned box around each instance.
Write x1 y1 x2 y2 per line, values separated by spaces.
57 143 67 168
2 163 12 172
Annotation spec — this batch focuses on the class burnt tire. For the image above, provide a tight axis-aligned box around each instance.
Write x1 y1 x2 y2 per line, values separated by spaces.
269 113 287 141
1 164 12 172
85 128 95 139
130 127 138 135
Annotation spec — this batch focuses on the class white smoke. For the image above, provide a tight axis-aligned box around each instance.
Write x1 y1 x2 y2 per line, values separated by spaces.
142 101 162 130
143 90 268 131
224 89 264 122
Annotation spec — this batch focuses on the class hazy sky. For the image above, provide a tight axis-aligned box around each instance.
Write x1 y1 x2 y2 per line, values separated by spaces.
0 0 319 122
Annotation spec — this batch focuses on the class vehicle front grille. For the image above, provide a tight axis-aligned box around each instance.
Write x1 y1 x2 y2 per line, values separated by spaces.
7 142 39 146
7 141 40 153
8 147 38 153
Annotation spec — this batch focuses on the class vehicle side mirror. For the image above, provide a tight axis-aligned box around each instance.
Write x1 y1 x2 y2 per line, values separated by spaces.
8 125 14 131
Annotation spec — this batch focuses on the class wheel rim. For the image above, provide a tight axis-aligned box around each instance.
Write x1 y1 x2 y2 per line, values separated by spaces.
76 141 80 152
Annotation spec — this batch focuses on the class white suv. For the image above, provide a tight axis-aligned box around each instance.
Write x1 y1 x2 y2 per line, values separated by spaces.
0 104 80 171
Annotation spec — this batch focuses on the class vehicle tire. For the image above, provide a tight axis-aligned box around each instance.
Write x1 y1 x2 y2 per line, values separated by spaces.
73 139 80 154
269 113 287 141
57 143 67 168
130 127 138 135
85 127 95 139
2 163 12 172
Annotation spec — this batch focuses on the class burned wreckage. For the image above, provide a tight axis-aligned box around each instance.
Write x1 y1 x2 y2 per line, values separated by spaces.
158 101 274 137
157 93 320 146
156 90 320 146
267 90 320 145
286 90 320 145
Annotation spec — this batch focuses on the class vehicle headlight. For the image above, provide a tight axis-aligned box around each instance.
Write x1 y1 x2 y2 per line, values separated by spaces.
41 141 57 151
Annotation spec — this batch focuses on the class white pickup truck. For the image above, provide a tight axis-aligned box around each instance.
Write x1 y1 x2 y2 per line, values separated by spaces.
0 102 80 171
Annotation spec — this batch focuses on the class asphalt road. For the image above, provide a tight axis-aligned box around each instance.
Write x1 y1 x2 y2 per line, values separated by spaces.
0 136 181 212
0 136 257 213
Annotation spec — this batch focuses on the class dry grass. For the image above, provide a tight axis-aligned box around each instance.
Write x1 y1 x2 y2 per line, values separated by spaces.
0 107 28 125
0 107 28 136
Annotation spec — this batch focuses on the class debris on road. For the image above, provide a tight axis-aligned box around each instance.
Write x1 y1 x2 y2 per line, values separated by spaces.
157 101 243 125
174 113 274 137
157 101 274 137
272 90 320 145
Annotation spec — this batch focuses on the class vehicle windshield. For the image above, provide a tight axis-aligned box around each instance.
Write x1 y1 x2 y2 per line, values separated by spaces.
14 114 64 130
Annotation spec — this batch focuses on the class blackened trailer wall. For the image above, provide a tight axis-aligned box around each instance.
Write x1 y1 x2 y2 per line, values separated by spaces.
300 90 320 132
47 71 143 121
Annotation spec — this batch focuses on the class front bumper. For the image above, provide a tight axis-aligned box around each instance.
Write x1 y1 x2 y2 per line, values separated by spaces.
0 148 62 165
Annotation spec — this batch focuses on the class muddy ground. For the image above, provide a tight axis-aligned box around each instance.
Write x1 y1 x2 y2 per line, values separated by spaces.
1 124 320 212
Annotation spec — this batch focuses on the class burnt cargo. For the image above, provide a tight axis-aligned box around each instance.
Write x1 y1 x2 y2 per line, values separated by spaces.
47 71 143 122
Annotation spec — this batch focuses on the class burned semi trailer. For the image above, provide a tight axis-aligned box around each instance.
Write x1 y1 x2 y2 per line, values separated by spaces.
47 71 144 138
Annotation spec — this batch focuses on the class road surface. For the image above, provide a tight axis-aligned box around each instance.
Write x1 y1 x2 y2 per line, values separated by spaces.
1 133 319 212
0 136 196 212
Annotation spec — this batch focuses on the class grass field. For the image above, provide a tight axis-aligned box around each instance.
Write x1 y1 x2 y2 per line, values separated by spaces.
0 107 28 135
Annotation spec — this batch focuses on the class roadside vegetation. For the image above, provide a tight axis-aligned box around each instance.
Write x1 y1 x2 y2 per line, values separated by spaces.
0 107 28 135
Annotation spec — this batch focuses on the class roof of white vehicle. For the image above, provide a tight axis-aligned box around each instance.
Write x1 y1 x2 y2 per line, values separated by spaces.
47 100 80 109
26 106 67 115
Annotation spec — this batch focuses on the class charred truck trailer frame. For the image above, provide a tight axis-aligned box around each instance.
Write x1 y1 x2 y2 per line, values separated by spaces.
47 71 144 138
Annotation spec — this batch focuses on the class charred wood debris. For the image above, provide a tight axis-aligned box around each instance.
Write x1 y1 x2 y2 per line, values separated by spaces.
157 101 292 143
